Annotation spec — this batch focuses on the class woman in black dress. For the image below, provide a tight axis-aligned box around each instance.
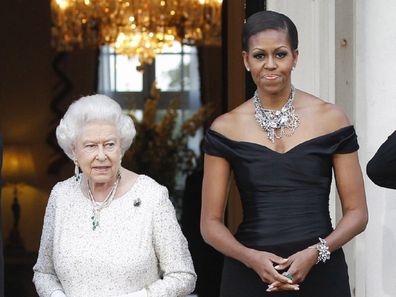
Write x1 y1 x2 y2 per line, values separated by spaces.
201 11 368 296
367 131 396 189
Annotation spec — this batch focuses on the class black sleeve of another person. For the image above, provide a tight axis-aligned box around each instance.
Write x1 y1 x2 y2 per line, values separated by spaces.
367 131 396 189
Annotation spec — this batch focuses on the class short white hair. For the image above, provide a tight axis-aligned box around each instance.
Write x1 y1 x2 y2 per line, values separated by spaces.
56 94 136 160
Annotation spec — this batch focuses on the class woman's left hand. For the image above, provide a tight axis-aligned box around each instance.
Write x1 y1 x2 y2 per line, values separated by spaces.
266 247 318 292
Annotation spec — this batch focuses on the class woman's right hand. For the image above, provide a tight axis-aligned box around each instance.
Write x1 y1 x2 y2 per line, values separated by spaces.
246 249 300 292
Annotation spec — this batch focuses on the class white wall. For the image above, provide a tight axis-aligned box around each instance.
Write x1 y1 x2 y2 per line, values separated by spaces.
267 0 335 102
355 1 396 296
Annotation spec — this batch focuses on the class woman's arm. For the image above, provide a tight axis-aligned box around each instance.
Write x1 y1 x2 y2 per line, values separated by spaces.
308 105 368 253
367 131 396 189
269 105 368 290
201 154 251 264
322 107 369 251
271 151 368 291
326 152 369 251
201 154 295 289
33 185 65 297
145 187 196 297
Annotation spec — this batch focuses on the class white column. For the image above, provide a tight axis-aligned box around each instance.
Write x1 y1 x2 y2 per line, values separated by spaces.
355 1 396 296
267 0 335 102
334 0 357 294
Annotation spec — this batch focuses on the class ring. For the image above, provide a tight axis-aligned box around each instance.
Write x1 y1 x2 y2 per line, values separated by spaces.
282 271 293 281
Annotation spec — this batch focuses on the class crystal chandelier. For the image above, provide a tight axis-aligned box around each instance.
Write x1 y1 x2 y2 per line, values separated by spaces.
51 0 222 66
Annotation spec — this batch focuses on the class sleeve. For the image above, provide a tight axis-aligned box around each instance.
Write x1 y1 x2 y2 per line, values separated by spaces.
366 131 396 189
334 126 359 154
33 184 65 297
203 129 234 160
145 187 197 297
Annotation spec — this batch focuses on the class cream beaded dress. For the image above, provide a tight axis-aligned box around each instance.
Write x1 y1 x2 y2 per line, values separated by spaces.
33 175 196 297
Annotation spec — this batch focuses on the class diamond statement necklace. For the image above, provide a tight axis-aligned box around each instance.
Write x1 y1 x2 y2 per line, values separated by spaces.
253 85 300 143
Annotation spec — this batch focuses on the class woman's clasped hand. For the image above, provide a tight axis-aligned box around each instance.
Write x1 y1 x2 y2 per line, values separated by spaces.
246 246 319 292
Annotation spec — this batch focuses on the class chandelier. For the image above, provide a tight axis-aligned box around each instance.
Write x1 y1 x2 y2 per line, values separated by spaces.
51 0 222 66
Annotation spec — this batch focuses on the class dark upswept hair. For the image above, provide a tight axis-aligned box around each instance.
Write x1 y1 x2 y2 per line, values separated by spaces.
242 10 298 51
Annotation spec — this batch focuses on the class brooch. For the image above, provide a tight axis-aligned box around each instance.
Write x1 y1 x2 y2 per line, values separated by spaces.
133 198 141 207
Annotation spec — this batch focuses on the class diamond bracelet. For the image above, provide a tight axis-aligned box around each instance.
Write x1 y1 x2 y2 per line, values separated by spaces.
308 237 331 264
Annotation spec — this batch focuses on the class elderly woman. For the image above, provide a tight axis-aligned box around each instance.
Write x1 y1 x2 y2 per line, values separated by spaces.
33 95 196 297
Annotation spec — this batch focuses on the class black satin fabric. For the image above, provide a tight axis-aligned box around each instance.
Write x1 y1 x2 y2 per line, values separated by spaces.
204 125 358 248
204 125 358 296
367 130 396 189
220 245 350 297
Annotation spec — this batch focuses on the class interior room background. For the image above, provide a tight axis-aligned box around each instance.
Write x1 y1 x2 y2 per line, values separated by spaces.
0 0 229 296
2 0 396 297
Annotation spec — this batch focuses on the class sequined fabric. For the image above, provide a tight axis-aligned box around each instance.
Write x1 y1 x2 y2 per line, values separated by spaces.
33 175 196 297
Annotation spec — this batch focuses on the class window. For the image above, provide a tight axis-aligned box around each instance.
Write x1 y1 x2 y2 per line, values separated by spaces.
98 42 201 112
98 42 203 189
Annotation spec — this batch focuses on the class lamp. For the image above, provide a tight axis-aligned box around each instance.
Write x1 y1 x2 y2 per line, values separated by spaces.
1 145 36 253
51 0 223 67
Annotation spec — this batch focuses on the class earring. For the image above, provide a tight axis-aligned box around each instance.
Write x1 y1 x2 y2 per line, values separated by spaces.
74 160 81 182
246 68 250 72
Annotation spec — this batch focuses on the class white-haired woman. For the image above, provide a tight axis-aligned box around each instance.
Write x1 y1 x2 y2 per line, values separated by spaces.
33 95 196 297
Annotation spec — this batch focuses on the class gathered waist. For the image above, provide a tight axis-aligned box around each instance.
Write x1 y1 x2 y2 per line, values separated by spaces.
236 190 333 247
236 235 334 257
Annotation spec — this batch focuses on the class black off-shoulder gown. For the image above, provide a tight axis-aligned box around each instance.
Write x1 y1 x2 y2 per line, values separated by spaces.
204 126 359 297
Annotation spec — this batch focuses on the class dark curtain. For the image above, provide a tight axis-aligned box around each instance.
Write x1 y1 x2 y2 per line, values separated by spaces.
181 6 225 297
47 49 100 176
197 46 224 126
0 134 4 297
245 0 267 99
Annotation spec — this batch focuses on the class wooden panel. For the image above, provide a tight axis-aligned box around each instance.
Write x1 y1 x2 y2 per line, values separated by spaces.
225 0 245 234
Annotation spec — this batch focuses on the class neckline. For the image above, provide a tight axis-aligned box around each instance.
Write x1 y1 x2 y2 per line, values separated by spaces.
208 125 354 155
78 174 143 203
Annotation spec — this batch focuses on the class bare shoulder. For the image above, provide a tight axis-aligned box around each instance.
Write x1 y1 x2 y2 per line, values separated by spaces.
210 100 253 138
297 90 351 133
210 112 233 135
320 102 350 130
